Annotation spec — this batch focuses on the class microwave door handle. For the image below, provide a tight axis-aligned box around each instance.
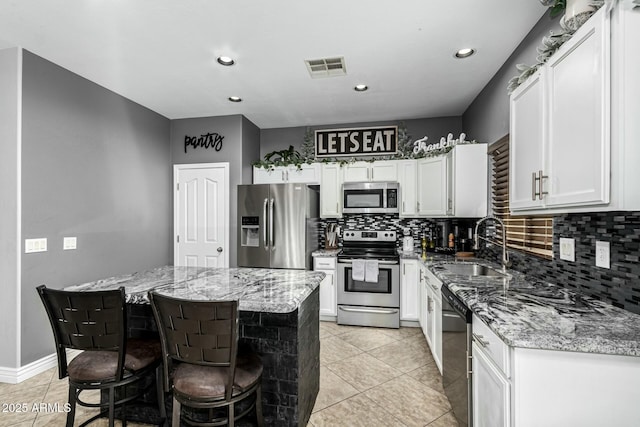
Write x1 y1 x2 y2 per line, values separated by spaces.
263 198 269 249
269 198 274 248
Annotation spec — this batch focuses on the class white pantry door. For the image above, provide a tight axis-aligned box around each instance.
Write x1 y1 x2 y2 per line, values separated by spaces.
174 163 229 268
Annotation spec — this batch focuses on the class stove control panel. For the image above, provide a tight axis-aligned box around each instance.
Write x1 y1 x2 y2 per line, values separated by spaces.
342 230 397 242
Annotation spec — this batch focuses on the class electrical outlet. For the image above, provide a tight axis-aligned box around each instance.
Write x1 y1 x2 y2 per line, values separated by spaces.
63 237 77 250
596 241 610 269
559 238 575 262
25 238 47 253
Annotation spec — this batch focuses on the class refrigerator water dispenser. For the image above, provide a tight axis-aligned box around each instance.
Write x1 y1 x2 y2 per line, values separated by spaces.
241 216 260 247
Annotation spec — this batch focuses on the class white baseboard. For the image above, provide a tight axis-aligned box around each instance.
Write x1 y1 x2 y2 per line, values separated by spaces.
0 349 82 384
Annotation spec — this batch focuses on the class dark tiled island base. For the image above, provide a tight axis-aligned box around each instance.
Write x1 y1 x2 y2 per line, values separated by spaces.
126 287 320 426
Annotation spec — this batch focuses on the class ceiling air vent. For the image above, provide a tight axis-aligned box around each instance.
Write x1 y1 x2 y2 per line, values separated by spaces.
305 57 347 78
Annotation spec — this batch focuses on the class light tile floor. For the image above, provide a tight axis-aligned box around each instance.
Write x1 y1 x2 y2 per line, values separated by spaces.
0 323 457 426
310 322 458 427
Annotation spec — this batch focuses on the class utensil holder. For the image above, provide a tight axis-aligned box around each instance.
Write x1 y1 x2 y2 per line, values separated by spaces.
325 232 338 249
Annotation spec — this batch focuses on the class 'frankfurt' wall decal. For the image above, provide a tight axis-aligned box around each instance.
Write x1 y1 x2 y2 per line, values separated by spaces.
184 132 224 153
315 126 397 157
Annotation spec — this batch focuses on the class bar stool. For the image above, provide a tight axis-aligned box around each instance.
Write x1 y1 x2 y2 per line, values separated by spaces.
148 291 264 427
37 285 166 427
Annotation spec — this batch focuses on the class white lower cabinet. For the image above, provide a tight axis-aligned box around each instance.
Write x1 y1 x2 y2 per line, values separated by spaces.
424 267 442 373
472 341 510 427
400 259 419 321
314 257 337 318
472 313 640 427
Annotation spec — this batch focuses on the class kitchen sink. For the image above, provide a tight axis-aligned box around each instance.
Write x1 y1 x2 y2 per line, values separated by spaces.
441 263 506 277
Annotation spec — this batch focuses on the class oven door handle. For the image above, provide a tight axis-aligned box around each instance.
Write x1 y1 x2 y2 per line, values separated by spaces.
338 259 399 265
339 306 399 315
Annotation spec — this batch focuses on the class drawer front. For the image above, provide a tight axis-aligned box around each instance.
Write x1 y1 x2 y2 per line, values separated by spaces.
423 268 442 298
314 257 336 270
472 314 510 377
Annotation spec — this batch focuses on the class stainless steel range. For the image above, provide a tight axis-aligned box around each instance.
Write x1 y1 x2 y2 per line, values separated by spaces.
336 230 400 328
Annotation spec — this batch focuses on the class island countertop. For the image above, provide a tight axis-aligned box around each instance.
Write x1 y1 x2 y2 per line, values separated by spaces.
64 265 325 314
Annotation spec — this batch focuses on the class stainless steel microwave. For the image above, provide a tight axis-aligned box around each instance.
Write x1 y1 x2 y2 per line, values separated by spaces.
342 181 399 214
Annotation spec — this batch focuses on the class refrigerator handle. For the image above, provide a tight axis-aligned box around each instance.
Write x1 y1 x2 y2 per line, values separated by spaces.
269 198 275 248
263 198 269 249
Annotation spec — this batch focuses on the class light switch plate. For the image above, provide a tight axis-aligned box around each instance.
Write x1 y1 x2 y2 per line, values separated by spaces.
63 237 77 250
559 238 575 262
596 240 610 269
25 238 47 253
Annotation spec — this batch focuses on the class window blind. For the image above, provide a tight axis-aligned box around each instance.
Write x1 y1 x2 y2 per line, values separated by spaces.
489 136 553 259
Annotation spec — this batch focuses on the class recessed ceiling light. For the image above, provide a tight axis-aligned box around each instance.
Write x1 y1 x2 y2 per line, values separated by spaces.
455 48 475 59
228 96 242 102
354 84 368 92
217 56 235 66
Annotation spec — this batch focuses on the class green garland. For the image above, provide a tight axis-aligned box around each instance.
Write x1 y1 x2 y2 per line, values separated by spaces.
252 122 478 169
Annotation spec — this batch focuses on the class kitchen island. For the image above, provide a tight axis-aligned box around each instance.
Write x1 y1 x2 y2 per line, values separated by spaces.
65 265 325 427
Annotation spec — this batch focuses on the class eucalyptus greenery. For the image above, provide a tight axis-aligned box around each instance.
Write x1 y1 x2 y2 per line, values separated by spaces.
252 145 308 171
508 0 605 94
253 122 416 169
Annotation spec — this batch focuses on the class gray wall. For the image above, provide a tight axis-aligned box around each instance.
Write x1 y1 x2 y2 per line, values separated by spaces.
20 50 172 365
462 12 560 143
0 48 20 368
259 117 463 158
170 114 260 267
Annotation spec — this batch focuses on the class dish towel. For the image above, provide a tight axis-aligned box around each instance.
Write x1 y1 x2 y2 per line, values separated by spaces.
351 259 365 282
364 260 379 283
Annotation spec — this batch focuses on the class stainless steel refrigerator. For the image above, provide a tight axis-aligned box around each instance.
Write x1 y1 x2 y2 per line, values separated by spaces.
237 183 319 269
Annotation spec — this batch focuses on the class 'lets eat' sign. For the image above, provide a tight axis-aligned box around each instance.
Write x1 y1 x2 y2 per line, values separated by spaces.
315 126 397 158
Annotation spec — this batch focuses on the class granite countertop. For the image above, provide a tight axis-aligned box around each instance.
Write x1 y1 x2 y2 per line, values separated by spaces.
429 260 640 357
312 249 341 257
399 249 463 263
64 265 325 314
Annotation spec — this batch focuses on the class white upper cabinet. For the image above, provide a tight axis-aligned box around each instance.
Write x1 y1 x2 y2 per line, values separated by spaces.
398 160 418 217
448 143 488 217
320 163 343 218
510 69 546 211
343 160 398 183
253 164 320 184
545 8 610 208
416 156 449 216
508 6 640 214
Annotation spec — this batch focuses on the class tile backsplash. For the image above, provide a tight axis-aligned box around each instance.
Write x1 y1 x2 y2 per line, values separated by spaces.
479 211 640 315
318 215 477 252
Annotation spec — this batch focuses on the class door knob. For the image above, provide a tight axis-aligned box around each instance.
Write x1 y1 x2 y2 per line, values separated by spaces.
217 247 223 253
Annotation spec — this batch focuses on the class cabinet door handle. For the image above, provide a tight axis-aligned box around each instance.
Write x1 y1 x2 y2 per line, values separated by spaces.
371 168 374 181
532 171 537 201
473 333 489 348
538 169 548 200
403 201 406 212
417 201 420 211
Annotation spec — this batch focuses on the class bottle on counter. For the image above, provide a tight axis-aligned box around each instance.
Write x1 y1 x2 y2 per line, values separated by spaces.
421 232 427 260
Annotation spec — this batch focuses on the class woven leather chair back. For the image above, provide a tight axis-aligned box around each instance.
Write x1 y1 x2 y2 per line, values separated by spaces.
37 285 127 380
149 292 238 363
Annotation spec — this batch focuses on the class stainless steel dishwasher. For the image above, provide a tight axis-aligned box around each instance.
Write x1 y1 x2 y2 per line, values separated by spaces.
441 285 473 427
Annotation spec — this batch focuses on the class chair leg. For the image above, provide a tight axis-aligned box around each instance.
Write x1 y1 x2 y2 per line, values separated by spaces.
155 366 167 425
66 385 77 427
255 384 264 427
228 402 235 427
172 396 181 427
108 386 115 427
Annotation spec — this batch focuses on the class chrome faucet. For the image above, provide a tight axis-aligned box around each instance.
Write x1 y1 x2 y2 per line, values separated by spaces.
473 215 511 273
